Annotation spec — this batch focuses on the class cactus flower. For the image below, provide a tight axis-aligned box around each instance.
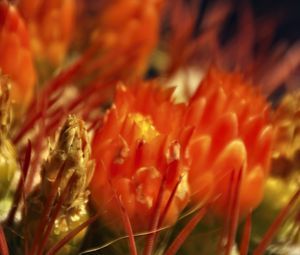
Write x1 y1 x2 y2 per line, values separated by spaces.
19 0 76 66
0 2 36 109
91 69 275 232
186 68 275 215
91 0 165 81
90 82 191 231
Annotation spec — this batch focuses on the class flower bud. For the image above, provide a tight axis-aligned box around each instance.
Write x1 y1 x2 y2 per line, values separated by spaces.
24 115 94 255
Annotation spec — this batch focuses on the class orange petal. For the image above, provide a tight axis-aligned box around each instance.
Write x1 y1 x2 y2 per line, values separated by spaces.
253 125 274 172
185 98 206 127
190 171 214 205
211 140 247 176
189 135 212 177
211 140 246 208
210 112 238 156
239 165 265 214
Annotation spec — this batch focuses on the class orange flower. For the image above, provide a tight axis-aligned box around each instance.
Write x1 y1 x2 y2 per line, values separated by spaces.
186 68 275 215
91 69 274 232
90 82 191 231
91 0 165 80
19 0 76 65
0 2 36 109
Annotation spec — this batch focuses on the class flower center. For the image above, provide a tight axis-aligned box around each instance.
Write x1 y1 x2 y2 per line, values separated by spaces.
129 113 159 141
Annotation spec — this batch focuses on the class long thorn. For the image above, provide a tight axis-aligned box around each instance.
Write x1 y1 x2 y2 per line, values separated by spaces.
24 98 47 194
46 213 99 255
109 181 138 255
36 174 79 255
158 176 182 229
0 224 9 255
253 187 300 255
165 207 207 255
29 162 66 255
143 174 167 255
224 168 243 255
6 140 31 225
217 171 236 253
239 213 252 255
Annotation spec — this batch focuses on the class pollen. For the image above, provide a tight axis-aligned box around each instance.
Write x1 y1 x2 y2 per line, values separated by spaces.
128 113 159 142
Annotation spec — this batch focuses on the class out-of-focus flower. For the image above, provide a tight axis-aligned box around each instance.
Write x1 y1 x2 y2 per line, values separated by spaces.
0 2 36 109
24 115 94 255
268 90 300 212
0 76 18 216
90 82 191 231
186 68 275 215
19 0 76 66
253 90 300 243
272 90 300 174
90 0 165 81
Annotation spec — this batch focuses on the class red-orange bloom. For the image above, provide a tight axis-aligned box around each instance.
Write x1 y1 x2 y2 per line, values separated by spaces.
90 82 192 231
91 69 274 231
0 2 36 109
92 0 165 81
19 0 76 65
186 68 275 215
